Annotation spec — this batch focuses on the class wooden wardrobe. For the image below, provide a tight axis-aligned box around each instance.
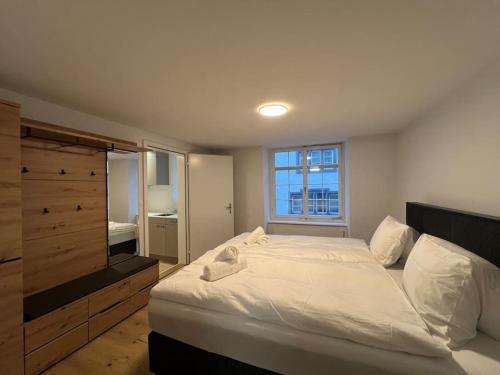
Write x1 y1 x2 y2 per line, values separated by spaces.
0 99 24 374
0 101 159 375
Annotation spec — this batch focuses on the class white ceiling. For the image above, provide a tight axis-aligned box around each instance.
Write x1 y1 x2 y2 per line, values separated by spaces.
1 1 500 148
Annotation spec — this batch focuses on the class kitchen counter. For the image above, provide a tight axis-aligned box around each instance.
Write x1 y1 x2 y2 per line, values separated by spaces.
148 212 178 220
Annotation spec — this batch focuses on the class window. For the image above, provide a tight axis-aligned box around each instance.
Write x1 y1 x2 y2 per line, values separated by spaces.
270 144 344 222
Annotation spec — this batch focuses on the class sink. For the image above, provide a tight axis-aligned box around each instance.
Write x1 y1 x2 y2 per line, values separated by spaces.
150 213 174 217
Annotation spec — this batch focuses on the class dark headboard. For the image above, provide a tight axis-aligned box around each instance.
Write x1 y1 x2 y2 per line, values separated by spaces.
406 202 500 267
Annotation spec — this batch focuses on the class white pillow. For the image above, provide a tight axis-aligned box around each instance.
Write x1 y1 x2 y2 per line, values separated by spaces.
479 268 500 341
426 235 500 341
398 227 420 264
403 234 480 348
370 216 410 267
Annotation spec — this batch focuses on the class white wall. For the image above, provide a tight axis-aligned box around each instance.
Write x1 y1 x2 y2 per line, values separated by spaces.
226 138 397 242
108 159 139 223
148 185 175 213
0 87 204 152
227 147 266 234
394 57 500 220
348 134 397 242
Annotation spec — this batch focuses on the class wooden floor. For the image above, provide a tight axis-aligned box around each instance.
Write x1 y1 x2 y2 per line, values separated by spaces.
42 307 153 375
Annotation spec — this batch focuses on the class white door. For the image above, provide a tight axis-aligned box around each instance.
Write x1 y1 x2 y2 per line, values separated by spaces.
188 154 234 262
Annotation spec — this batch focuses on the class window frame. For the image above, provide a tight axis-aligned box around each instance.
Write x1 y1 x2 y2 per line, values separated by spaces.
269 143 345 223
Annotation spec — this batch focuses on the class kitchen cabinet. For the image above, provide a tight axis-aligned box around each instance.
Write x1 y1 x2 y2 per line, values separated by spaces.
147 152 169 186
149 218 167 255
148 217 177 258
164 220 178 257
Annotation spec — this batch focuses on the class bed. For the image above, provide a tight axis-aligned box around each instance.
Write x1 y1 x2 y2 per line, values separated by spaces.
108 221 138 256
148 203 500 374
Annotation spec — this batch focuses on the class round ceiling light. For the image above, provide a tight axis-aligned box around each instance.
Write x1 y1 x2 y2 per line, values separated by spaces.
258 103 289 117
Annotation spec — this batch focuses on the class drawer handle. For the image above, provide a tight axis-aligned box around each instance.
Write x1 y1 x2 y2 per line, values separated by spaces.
43 208 50 214
77 205 83 211
90 171 96 176
22 166 29 173
96 299 125 315
59 169 67 175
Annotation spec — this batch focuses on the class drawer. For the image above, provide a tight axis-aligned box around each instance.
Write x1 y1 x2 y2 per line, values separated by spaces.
0 260 23 375
24 299 88 354
129 264 159 295
21 139 106 181
130 286 152 313
22 180 106 240
89 279 130 317
89 299 131 340
23 227 107 296
25 322 88 375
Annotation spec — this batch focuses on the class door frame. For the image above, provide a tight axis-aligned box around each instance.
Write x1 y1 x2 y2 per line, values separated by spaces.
140 140 190 268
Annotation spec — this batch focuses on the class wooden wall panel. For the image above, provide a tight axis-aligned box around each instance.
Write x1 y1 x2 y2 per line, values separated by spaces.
22 180 106 240
0 259 24 375
21 139 106 182
0 103 22 262
0 100 23 374
23 227 108 296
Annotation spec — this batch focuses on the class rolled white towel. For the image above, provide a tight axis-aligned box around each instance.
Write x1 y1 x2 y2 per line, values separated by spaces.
202 258 247 282
244 226 266 245
215 245 239 261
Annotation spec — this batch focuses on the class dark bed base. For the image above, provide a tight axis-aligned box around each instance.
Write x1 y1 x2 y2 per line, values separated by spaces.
109 239 137 257
148 331 277 375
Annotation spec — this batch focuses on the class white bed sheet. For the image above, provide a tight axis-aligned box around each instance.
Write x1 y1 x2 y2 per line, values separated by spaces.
108 221 137 246
386 262 405 288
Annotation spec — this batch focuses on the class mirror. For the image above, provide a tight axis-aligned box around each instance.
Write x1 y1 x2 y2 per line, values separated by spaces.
146 150 187 277
107 151 140 264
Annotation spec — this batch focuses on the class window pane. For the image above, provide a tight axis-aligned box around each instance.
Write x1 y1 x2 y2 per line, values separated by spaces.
307 150 321 165
276 199 289 215
307 167 339 216
288 151 303 167
274 170 303 215
322 148 338 165
307 147 338 165
289 185 303 214
274 152 288 167
289 169 303 185
275 170 289 185
291 199 303 214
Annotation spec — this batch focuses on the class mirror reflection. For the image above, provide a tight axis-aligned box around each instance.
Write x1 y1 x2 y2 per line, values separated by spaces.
146 150 187 276
107 151 140 264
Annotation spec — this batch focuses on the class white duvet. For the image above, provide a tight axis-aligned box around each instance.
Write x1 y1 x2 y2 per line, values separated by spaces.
108 221 137 235
151 234 450 357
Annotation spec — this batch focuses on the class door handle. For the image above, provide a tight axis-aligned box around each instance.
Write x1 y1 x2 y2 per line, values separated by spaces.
226 203 232 214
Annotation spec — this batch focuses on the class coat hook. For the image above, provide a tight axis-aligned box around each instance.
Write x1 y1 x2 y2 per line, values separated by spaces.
77 205 82 211
59 169 66 175
90 171 96 176
22 166 29 173
43 208 49 214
